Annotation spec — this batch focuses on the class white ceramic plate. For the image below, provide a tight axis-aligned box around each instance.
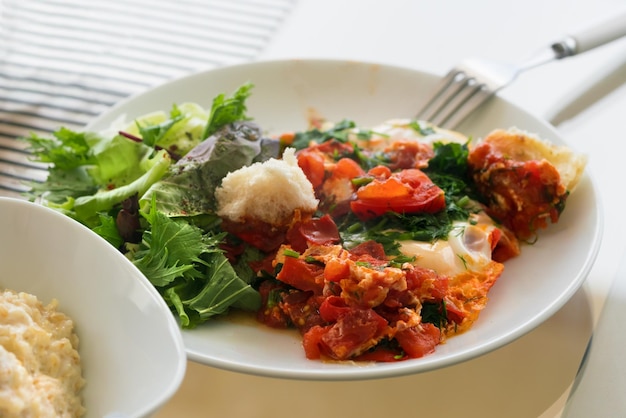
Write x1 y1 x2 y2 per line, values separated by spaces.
0 198 186 417
87 59 602 380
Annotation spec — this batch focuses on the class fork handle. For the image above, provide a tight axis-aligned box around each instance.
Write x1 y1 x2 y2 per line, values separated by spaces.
553 11 626 57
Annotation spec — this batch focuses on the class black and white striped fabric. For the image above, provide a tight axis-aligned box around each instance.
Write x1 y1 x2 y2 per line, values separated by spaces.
0 0 295 198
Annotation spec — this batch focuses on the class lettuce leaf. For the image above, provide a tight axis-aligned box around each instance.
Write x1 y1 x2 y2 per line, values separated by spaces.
73 149 171 224
132 103 209 156
86 133 154 187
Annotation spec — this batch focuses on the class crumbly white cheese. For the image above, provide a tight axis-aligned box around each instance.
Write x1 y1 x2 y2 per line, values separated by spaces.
215 147 319 225
0 289 85 418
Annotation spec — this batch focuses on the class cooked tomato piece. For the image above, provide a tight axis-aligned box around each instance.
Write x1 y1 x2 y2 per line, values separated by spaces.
368 165 392 179
278 131 296 146
356 176 409 200
333 157 365 179
297 150 326 188
491 226 521 262
395 323 441 358
315 140 354 157
256 280 290 328
442 298 466 324
319 296 351 322
405 267 449 300
386 140 435 170
351 168 445 220
348 240 387 261
220 218 286 253
276 256 325 295
302 325 331 359
320 308 388 360
346 241 389 269
282 291 324 333
286 214 341 253
248 252 277 276
320 158 365 218
468 141 567 240
323 258 350 283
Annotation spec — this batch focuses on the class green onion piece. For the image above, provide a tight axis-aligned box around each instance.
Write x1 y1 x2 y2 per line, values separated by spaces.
283 249 300 258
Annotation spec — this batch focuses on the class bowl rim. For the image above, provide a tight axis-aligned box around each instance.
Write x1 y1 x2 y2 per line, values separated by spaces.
0 196 188 415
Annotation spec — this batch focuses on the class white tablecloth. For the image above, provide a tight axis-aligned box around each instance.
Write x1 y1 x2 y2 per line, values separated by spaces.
3 0 626 416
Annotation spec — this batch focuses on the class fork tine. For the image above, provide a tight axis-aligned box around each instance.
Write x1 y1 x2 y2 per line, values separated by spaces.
430 79 491 127
443 86 494 129
416 69 495 129
416 69 466 122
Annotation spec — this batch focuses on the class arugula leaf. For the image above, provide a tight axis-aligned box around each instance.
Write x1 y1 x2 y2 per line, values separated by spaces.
92 213 124 249
132 199 261 328
132 206 207 286
23 126 159 207
23 128 95 170
186 251 261 325
232 244 266 284
24 166 98 204
203 82 254 139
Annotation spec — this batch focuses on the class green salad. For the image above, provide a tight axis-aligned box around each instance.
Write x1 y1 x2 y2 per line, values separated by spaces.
23 83 281 328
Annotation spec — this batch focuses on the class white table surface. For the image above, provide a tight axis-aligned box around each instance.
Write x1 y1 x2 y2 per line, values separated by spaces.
151 1 626 417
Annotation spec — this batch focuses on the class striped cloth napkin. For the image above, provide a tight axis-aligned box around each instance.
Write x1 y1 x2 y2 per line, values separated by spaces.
0 0 295 198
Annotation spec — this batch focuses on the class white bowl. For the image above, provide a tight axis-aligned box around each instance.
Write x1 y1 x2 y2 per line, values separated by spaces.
86 59 602 380
0 197 186 418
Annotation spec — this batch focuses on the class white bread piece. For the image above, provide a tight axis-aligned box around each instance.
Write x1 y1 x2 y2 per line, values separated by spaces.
478 128 587 192
215 148 318 225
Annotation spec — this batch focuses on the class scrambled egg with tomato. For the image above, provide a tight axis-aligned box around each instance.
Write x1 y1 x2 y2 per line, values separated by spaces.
216 118 585 362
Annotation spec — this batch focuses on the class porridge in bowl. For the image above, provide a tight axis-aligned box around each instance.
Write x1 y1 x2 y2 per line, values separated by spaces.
0 289 85 417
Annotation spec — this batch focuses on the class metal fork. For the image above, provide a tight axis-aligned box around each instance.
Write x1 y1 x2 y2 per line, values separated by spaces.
416 12 626 129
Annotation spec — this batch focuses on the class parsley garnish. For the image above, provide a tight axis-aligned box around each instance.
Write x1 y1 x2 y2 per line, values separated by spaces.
421 300 449 330
290 119 356 150
408 119 436 136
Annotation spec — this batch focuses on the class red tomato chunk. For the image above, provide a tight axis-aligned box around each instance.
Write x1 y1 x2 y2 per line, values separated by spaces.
351 168 446 220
